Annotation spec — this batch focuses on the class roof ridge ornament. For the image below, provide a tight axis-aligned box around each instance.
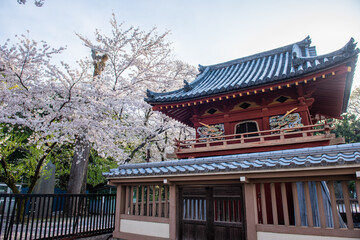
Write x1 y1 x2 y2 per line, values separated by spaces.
198 64 206 73
183 79 192 92
292 44 304 67
146 89 155 98
342 38 357 57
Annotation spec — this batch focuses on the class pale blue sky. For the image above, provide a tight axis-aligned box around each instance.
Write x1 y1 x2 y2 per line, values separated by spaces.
1 0 360 86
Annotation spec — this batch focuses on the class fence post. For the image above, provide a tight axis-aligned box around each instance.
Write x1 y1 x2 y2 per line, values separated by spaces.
114 185 123 235
169 184 177 240
244 183 257 240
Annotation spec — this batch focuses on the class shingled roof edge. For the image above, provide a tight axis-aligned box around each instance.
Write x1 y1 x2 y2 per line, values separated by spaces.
107 142 360 171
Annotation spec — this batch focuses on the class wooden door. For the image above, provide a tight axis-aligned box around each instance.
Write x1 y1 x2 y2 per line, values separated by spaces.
179 185 246 240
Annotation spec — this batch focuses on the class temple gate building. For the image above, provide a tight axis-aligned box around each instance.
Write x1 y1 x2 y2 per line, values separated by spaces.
104 37 360 240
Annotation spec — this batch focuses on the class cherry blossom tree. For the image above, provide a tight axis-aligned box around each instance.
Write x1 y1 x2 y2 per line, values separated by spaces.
0 16 196 194
76 14 197 164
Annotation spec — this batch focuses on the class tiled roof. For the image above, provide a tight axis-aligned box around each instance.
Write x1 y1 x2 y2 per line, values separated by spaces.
104 143 360 178
145 37 358 104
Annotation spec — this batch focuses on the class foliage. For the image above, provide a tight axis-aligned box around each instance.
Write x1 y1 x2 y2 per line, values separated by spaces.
333 86 360 143
0 123 55 193
87 150 118 188
48 145 118 190
333 113 360 143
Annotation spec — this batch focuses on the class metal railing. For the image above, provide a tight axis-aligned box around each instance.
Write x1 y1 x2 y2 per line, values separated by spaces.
0 193 116 240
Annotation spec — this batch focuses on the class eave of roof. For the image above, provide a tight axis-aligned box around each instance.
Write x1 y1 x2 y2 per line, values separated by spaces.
145 37 359 105
104 143 360 179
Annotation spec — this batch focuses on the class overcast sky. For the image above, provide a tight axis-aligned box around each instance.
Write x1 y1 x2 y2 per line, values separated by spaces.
1 0 360 86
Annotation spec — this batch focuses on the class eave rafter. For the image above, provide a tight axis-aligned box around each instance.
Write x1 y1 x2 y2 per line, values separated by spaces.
152 65 351 125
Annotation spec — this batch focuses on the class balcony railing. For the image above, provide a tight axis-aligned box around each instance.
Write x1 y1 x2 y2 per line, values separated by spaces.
175 123 341 158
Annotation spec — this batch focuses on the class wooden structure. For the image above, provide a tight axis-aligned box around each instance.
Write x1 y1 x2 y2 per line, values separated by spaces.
105 37 360 240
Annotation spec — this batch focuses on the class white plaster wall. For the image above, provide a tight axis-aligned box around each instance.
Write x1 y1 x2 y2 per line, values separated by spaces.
120 219 169 238
257 232 360 240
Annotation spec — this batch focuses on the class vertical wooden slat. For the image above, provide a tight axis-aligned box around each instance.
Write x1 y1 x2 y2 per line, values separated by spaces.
327 181 340 229
232 200 236 222
159 185 163 217
125 186 130 215
222 199 226 221
196 197 200 220
130 186 134 215
152 185 156 217
140 185 145 216
281 183 289 226
303 181 313 227
169 184 177 240
253 185 258 224
315 181 326 228
227 200 231 222
217 200 220 221
292 182 301 226
135 186 139 215
206 187 214 240
341 181 354 229
270 183 278 225
244 183 257 240
165 185 169 218
356 180 360 215
260 183 267 224
147 185 150 216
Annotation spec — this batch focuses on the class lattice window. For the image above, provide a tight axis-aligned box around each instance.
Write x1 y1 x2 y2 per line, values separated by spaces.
124 185 170 218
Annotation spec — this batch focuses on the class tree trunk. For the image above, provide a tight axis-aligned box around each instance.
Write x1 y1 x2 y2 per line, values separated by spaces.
67 136 90 194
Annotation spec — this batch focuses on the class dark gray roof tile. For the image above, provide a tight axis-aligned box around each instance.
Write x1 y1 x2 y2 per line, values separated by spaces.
146 37 358 104
104 143 360 178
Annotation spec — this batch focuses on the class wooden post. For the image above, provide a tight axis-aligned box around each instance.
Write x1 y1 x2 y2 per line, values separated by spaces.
292 182 301 226
140 185 145 216
280 129 285 140
281 183 289 226
130 186 134 215
169 184 177 240
342 181 354 229
125 186 130 215
270 183 278 225
147 185 150 216
177 187 183 240
327 181 340 229
152 185 156 217
165 185 169 218
244 183 257 240
260 183 267 224
135 186 139 215
159 185 163 217
114 185 123 234
206 187 214 240
356 180 360 216
315 181 326 228
303 182 313 227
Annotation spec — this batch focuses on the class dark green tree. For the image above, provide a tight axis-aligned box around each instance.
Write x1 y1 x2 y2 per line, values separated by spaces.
334 86 360 143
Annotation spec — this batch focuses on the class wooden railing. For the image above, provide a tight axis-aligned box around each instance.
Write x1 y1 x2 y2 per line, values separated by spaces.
123 185 169 218
253 179 360 238
175 123 335 154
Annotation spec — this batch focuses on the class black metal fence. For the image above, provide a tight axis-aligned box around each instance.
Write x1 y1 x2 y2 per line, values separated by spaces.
0 193 116 240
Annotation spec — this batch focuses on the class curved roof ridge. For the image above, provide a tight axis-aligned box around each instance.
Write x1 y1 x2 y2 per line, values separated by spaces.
297 38 358 61
202 36 311 70
145 66 210 99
